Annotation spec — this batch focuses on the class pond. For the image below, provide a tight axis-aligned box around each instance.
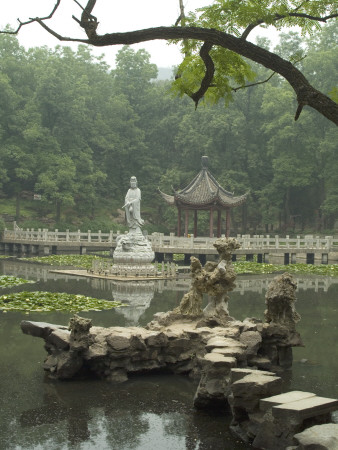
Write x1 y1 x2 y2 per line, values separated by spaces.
0 259 337 449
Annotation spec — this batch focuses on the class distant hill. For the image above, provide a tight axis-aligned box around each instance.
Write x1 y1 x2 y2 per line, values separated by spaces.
157 67 175 80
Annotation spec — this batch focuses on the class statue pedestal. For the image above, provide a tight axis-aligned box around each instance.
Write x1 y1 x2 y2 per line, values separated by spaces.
112 230 156 277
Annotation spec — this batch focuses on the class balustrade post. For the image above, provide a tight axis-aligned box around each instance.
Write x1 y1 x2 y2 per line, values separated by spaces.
109 230 113 243
275 235 279 249
297 235 301 249
66 230 70 242
325 236 333 250
88 230 91 243
98 230 102 242
170 233 174 246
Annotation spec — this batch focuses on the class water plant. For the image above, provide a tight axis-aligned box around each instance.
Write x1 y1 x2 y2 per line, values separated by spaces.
0 275 35 288
0 291 123 313
19 254 111 270
233 262 338 277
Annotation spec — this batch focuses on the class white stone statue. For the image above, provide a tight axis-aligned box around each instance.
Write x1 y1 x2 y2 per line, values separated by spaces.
123 176 144 232
113 176 155 268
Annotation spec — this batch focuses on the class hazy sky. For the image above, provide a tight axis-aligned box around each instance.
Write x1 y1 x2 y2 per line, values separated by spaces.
2 0 278 68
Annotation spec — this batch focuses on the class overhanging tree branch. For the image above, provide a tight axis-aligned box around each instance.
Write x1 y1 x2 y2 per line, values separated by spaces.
190 42 214 108
1 1 337 125
1 0 62 35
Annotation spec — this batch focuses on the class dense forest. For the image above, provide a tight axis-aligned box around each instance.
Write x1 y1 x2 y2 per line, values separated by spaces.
0 24 337 236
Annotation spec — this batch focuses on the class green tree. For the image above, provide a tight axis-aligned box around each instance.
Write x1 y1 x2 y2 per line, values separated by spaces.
4 1 337 124
35 156 77 222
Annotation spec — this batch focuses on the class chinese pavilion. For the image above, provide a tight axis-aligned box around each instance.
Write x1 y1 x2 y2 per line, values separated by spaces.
159 156 248 238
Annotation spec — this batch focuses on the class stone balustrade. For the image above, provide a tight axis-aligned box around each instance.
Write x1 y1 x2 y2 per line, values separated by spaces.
3 229 338 251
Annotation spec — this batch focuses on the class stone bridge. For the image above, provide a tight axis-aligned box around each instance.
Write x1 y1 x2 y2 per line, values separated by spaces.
1 228 338 264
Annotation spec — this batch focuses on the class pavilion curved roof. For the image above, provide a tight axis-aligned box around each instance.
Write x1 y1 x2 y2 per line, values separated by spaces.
159 156 248 209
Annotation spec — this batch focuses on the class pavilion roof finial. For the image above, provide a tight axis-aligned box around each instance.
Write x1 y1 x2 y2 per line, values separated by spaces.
201 155 208 169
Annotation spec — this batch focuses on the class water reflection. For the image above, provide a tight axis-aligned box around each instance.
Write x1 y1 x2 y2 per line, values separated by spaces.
0 258 338 449
112 281 155 325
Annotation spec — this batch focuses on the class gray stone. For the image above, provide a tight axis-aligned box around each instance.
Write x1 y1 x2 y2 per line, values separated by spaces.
206 336 246 351
264 272 301 328
69 315 92 352
106 333 131 351
272 396 338 421
260 391 316 412
231 373 283 413
240 330 262 356
56 351 84 379
248 355 272 370
211 346 246 359
145 331 168 347
203 353 237 369
86 342 108 359
293 423 338 449
48 329 70 350
230 367 276 383
21 320 67 339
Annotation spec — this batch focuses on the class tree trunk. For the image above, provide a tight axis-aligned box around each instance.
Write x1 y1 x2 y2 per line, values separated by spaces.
15 193 21 222
56 201 61 223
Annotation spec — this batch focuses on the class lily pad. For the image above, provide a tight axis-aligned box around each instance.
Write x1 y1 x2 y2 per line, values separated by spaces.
0 291 123 312
0 275 35 288
19 254 111 270
233 261 338 277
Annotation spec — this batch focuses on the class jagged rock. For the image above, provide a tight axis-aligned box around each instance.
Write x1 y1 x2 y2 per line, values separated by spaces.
86 341 108 359
21 320 68 340
265 273 301 329
69 315 92 352
205 336 246 351
211 346 246 361
240 330 262 356
174 238 240 318
292 423 338 449
248 356 272 370
230 371 283 415
55 351 84 379
145 331 168 347
49 329 70 350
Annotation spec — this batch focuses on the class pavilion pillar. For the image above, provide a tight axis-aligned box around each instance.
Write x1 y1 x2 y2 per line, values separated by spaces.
209 208 214 238
217 209 221 238
194 210 198 237
225 208 231 238
185 210 189 237
177 208 181 237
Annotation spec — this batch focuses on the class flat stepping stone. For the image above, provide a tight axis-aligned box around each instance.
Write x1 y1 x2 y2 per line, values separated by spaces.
206 336 246 351
211 347 245 358
272 396 338 421
260 390 316 412
230 367 277 383
203 353 237 368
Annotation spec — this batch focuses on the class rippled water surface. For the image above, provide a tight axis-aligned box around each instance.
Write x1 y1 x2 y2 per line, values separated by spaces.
1 259 337 449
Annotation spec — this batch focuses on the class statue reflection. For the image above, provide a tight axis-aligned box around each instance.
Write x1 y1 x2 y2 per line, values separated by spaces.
112 280 156 325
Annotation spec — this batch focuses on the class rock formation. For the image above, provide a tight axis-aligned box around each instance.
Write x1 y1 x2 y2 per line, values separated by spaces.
20 237 337 449
175 237 240 319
